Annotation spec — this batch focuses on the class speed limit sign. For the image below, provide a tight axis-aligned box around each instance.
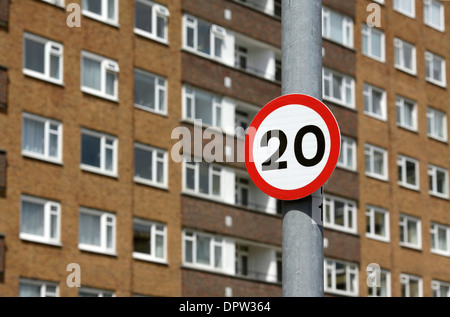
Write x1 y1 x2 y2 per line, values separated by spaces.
245 94 341 201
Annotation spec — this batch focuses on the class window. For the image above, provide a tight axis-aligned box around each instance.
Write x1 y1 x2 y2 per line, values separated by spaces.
362 24 385 62
235 244 249 277
424 0 444 31
427 107 447 141
235 45 248 70
365 144 388 180
79 207 115 254
20 195 61 245
338 136 357 171
428 164 448 198
394 38 416 74
78 287 114 297
22 113 62 163
368 269 390 297
394 0 415 18
23 33 63 84
81 51 119 101
322 68 354 108
134 69 167 115
183 86 222 128
324 195 357 233
401 274 422 297
432 280 450 297
183 230 223 271
322 7 353 48
235 176 249 207
397 155 419 190
324 259 358 296
396 96 417 131
134 0 169 42
430 223 450 256
425 51 446 86
366 205 390 242
363 83 386 120
19 279 58 297
399 214 422 249
133 218 167 263
184 15 227 60
82 0 118 25
41 0 65 7
81 129 117 177
134 143 167 188
184 160 221 198
0 67 7 109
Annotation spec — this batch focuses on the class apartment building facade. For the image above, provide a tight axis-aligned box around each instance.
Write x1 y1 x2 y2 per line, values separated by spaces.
0 0 448 297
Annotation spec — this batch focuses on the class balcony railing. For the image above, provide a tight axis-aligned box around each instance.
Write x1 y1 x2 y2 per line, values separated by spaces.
235 268 281 284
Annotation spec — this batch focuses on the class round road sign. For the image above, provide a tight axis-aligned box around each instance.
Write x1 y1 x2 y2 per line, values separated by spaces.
245 94 341 200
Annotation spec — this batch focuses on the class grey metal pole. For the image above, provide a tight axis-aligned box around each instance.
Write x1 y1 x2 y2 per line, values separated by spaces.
281 0 324 297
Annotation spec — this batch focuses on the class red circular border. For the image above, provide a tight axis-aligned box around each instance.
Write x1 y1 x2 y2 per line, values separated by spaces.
245 94 341 200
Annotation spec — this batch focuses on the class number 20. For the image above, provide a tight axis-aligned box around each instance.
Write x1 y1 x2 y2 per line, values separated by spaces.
261 126 326 171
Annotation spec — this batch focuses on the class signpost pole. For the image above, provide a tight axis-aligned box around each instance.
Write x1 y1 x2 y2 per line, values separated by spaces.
281 0 324 297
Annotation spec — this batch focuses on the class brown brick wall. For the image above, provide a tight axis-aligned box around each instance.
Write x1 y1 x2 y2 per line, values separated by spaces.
323 40 357 77
0 67 7 109
182 268 281 297
324 229 360 263
323 0 355 18
0 235 5 276
0 0 8 28
325 168 359 201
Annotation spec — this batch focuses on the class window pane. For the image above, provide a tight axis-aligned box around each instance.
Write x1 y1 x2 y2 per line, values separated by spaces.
403 46 412 69
135 147 153 180
373 151 384 175
195 90 213 125
49 132 58 158
84 0 102 15
214 37 223 58
79 212 101 246
197 20 211 55
133 222 151 254
409 279 420 297
155 234 164 258
372 90 383 116
185 239 193 263
186 165 195 190
371 31 382 58
214 245 222 268
19 284 41 297
436 170 446 193
330 12 343 44
374 211 385 236
82 57 101 90
50 213 58 239
107 0 115 19
407 220 418 245
23 118 45 155
334 201 345 226
81 134 101 168
50 55 60 80
156 160 164 184
135 2 152 33
437 227 448 251
335 263 346 291
199 163 209 194
106 224 113 249
25 39 45 74
157 16 165 39
212 173 221 196
21 201 45 236
106 72 115 96
187 26 195 48
332 75 342 100
196 235 211 265
406 161 416 185
134 71 155 109
105 147 113 171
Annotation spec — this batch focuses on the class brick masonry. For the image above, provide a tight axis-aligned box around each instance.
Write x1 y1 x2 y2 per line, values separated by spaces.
0 0 8 28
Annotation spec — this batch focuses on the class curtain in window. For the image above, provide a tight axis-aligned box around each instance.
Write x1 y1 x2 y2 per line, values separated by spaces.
82 57 101 91
25 39 45 74
79 212 101 246
21 201 45 236
23 118 45 154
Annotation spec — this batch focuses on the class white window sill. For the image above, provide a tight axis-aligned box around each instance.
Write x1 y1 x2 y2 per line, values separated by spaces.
323 224 357 235
22 152 63 165
182 262 228 275
81 87 118 103
323 96 355 110
134 29 169 46
400 242 422 251
396 123 418 133
134 177 168 190
81 165 118 178
429 192 449 200
82 11 119 28
324 289 358 297
23 69 64 86
362 53 385 63
365 172 388 182
394 65 417 76
426 78 447 88
431 249 450 257
424 22 445 33
20 234 62 247
79 244 117 256
427 134 448 143
398 182 420 192
134 104 168 117
364 112 387 122
132 252 167 264
366 234 390 243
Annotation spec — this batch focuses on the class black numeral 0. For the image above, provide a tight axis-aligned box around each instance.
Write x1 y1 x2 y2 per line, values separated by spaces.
261 125 326 171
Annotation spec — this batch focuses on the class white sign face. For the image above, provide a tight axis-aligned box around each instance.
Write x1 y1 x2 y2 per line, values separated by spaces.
245 94 341 200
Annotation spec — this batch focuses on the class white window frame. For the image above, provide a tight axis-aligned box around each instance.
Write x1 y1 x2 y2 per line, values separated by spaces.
432 280 450 297
324 258 359 297
182 230 224 272
134 0 170 43
81 51 119 101
322 7 354 48
368 269 391 297
82 0 118 26
427 107 447 142
363 83 387 120
362 24 385 62
430 222 450 256
19 278 58 297
322 68 355 108
20 195 61 246
183 85 222 128
425 51 446 87
78 207 116 255
134 68 167 115
78 287 115 297
337 136 357 171
428 164 449 198
183 159 222 200
323 195 357 234
366 205 390 242
365 143 388 181
424 0 445 31
133 142 168 189
80 128 118 177
22 112 63 164
23 33 63 85
132 218 167 263
394 38 417 75
396 95 417 131
397 155 419 190
399 214 422 250
41 0 65 7
401 273 423 297
394 0 416 18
